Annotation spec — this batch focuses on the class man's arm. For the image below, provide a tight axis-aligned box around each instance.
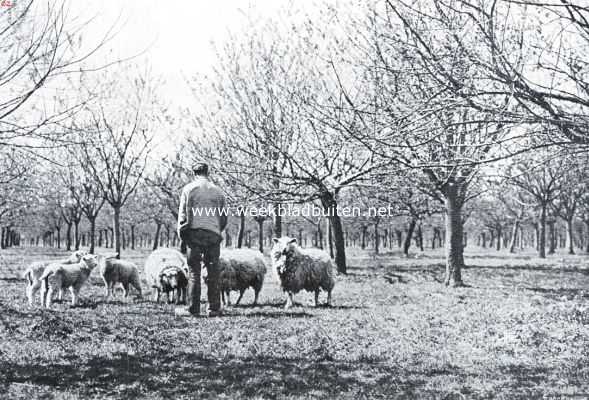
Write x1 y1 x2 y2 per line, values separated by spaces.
219 194 228 232
177 189 188 237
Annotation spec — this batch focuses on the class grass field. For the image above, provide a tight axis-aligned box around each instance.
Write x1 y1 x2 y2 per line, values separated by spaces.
1 246 589 399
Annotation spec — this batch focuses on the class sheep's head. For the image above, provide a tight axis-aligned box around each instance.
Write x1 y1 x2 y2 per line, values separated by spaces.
66 250 88 263
271 237 297 275
159 267 186 289
81 254 99 270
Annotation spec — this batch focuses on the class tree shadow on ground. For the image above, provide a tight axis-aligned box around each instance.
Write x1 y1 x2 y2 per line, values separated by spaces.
524 287 589 298
0 277 22 282
0 354 570 399
462 264 589 274
239 311 313 318
0 353 423 398
373 264 446 284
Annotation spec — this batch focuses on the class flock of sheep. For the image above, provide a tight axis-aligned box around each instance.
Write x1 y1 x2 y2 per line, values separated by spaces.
22 236 335 311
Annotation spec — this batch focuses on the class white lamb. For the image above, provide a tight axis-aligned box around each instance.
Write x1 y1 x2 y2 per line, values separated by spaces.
207 248 267 306
98 256 143 299
23 250 87 306
40 254 100 308
271 237 335 309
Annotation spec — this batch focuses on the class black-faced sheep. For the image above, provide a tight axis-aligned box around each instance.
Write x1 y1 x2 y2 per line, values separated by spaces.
204 248 267 307
23 250 87 306
40 254 100 308
98 256 143 299
145 248 188 304
271 237 334 309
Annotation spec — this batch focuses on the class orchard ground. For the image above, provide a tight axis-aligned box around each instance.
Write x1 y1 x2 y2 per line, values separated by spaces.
1 246 589 399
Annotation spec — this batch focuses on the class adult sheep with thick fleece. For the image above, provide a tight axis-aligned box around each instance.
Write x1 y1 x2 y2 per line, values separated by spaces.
145 248 188 304
271 237 335 309
98 255 143 299
40 254 100 308
204 248 267 306
23 250 87 306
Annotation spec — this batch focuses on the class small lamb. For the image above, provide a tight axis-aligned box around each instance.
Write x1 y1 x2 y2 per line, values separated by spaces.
98 256 143 299
156 266 188 304
23 250 87 306
40 254 100 308
271 237 335 309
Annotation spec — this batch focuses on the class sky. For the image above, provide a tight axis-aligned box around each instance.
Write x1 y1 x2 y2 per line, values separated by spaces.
70 0 299 107
60 0 307 155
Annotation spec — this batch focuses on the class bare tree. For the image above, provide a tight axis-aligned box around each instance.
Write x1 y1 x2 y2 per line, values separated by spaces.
506 151 565 257
552 154 588 254
73 68 158 258
0 1 116 151
310 0 525 285
387 0 589 144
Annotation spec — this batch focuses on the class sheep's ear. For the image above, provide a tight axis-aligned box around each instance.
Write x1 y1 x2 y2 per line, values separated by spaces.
288 238 297 245
272 238 280 244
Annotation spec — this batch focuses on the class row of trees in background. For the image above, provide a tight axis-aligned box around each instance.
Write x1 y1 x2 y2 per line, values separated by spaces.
3 1 589 288
179 0 589 286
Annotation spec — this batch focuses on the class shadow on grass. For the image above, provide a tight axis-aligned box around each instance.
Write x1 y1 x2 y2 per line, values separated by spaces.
524 287 589 298
0 353 419 398
1 354 570 398
463 263 589 274
241 311 313 318
0 277 22 282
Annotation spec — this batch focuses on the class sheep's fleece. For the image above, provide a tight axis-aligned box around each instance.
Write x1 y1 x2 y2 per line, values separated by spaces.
271 237 334 308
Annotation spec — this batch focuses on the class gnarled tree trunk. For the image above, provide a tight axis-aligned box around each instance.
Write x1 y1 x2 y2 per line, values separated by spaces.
403 219 416 256
442 183 465 287
237 211 245 249
539 205 547 258
509 220 520 253
89 217 96 254
321 192 347 274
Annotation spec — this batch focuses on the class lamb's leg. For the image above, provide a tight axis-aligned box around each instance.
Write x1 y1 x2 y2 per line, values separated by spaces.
132 277 143 299
123 283 130 298
70 287 78 306
175 288 181 305
37 281 45 305
167 290 172 304
26 284 32 306
221 291 225 306
30 279 43 305
154 288 161 303
236 289 245 306
253 289 259 306
27 283 36 306
326 290 332 307
285 292 294 309
103 278 110 297
134 283 143 299
226 291 231 306
43 284 52 308
58 289 63 302
314 289 320 307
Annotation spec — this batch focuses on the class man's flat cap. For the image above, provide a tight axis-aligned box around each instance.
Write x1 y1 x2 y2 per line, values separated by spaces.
193 162 209 174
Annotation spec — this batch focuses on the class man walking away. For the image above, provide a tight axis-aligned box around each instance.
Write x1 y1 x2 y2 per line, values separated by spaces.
176 163 227 317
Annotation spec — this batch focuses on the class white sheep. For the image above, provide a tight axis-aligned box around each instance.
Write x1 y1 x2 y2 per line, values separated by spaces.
98 256 143 299
271 237 335 309
144 248 188 304
23 250 87 306
206 248 267 307
40 254 100 308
